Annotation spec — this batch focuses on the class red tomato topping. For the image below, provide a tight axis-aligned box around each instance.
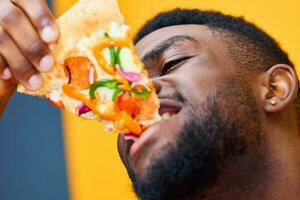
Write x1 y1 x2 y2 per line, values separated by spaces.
117 92 140 117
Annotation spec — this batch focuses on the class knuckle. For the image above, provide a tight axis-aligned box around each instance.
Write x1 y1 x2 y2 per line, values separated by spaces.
13 59 34 79
0 54 6 65
0 26 8 44
34 9 52 28
0 4 21 25
11 0 25 4
24 39 47 59
35 7 49 19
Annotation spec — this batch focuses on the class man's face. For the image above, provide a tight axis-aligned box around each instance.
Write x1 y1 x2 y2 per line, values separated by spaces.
117 25 263 200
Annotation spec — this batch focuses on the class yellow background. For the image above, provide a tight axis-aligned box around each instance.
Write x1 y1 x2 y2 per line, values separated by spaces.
53 0 300 199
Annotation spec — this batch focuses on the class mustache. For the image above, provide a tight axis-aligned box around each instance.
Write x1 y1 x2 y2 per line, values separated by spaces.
159 91 186 104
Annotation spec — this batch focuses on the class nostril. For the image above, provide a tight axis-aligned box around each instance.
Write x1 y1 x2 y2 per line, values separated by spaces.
153 79 162 93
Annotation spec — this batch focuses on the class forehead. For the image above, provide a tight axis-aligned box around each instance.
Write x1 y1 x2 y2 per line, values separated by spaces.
135 24 234 73
136 24 222 57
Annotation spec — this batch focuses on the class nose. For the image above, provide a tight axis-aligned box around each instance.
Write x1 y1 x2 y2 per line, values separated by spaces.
152 78 162 94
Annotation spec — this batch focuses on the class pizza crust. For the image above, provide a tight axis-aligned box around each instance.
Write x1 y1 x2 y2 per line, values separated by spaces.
17 0 124 97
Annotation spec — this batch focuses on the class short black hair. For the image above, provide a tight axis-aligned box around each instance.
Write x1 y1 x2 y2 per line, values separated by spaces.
135 8 293 66
135 9 300 127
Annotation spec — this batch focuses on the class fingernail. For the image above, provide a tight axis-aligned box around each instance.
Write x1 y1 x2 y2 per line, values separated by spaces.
39 55 53 72
2 68 12 80
28 74 42 90
41 26 57 43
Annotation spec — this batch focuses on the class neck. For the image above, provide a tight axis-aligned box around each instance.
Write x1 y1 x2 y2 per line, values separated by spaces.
194 111 300 200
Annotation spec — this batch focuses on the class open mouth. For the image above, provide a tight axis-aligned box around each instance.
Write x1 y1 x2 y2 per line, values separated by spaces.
123 98 182 142
159 98 182 119
123 98 182 160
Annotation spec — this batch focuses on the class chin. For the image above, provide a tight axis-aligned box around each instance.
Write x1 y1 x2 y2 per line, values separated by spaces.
118 110 185 175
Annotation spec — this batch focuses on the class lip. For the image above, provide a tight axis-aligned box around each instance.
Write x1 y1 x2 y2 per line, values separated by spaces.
128 98 182 161
129 120 165 161
123 133 139 142
159 99 182 115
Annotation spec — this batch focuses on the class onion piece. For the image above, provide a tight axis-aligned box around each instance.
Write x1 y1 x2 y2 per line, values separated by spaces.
79 103 92 115
89 67 95 84
116 65 142 82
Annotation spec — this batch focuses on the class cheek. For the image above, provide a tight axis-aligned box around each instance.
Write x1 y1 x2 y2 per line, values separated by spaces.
173 56 231 103
175 67 220 103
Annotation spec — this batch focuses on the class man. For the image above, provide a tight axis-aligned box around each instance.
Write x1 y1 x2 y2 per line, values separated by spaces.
0 1 299 200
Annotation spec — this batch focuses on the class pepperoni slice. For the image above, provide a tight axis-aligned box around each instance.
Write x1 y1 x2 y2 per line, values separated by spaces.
64 57 96 90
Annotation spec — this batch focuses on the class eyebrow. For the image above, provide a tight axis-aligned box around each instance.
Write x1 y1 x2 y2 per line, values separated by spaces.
141 35 198 65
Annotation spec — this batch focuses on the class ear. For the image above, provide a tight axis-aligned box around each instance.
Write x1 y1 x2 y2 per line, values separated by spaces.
261 64 299 113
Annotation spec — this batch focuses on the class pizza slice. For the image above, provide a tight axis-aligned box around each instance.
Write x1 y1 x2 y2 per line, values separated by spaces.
17 0 161 136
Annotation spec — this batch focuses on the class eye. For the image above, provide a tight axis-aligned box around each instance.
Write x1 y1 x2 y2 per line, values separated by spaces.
161 56 192 76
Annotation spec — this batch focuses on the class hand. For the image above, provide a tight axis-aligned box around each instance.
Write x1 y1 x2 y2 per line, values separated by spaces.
0 0 59 117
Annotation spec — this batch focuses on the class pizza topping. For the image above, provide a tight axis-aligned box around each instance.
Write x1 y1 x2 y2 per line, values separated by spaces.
93 47 115 75
79 103 92 115
136 92 160 120
118 47 141 73
89 67 96 84
48 98 65 109
131 84 151 99
112 87 123 102
117 92 140 117
89 79 119 100
63 84 114 120
61 29 158 135
109 47 122 67
115 65 142 82
64 57 96 90
114 111 142 135
105 32 123 70
63 84 142 135
131 89 150 99
93 37 130 75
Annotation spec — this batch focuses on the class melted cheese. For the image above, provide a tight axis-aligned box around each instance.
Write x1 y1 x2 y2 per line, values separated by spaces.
119 48 141 73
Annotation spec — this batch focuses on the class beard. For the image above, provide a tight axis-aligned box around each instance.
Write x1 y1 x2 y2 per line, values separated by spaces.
129 76 264 200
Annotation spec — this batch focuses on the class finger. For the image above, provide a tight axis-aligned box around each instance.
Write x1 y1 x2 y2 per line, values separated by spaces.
2 68 12 80
0 26 41 90
0 1 53 72
12 0 59 43
0 55 8 78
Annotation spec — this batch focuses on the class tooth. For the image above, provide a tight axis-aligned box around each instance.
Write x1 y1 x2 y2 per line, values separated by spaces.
162 112 171 120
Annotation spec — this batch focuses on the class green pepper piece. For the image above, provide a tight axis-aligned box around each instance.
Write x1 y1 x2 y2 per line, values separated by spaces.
109 48 116 66
89 79 119 99
109 47 122 69
105 80 118 89
112 88 123 102
131 88 151 99
106 33 116 67
115 48 123 69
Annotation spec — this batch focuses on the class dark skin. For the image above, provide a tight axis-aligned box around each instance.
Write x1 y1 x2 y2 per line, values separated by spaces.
0 1 299 198
119 25 236 174
118 25 300 199
0 0 59 117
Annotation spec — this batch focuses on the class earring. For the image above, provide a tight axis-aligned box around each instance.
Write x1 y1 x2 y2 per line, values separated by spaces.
270 99 276 105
